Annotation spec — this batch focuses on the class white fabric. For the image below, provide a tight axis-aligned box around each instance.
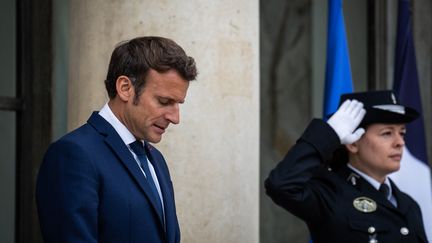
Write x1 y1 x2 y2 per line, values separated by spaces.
373 104 405 114
327 100 366 144
389 147 432 242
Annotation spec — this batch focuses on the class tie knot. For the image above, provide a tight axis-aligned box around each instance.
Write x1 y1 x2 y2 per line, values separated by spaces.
379 183 390 198
129 140 145 155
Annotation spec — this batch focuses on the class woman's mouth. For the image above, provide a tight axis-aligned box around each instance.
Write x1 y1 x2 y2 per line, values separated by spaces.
389 154 402 161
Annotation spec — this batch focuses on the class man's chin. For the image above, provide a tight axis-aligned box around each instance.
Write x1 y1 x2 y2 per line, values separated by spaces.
146 135 162 144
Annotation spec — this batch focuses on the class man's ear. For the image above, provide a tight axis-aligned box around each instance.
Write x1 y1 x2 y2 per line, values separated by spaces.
115 76 134 102
345 142 359 154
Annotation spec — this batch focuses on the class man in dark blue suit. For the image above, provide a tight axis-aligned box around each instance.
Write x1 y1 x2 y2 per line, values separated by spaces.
36 36 197 243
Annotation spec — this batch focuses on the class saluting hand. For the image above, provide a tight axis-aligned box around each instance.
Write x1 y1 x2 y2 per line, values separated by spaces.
327 99 366 144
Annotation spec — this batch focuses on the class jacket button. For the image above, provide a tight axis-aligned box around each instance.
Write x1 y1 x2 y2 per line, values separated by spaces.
368 226 376 234
400 227 409 235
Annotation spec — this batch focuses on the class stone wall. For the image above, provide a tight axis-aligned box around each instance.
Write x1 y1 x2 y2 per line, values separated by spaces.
67 1 259 242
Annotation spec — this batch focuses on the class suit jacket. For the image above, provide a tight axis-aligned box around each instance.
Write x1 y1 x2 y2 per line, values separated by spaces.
36 112 180 243
265 119 428 243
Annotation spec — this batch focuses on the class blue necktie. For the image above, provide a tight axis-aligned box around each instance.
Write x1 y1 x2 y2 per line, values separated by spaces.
129 140 164 217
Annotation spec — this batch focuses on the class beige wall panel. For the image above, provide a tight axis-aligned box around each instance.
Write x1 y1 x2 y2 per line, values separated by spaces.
68 1 259 242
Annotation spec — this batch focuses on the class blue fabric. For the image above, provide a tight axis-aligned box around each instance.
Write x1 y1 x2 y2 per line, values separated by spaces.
323 0 353 118
391 1 432 241
393 0 428 164
36 112 180 243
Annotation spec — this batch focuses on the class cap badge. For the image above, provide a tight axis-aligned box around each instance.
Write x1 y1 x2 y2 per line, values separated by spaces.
353 197 377 213
391 93 397 104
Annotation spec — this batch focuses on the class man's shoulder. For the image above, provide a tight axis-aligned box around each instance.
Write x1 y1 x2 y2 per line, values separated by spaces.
55 112 110 142
44 123 99 157
48 113 108 152
60 122 99 142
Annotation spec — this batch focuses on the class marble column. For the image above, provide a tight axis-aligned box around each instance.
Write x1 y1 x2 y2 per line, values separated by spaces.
67 1 259 242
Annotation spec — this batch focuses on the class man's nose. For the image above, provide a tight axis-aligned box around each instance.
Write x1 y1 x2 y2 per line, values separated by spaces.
166 104 180 124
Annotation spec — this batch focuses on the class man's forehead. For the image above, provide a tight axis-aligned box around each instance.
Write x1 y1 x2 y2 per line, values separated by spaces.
150 81 188 102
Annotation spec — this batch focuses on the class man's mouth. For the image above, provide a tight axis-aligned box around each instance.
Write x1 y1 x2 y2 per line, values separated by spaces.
154 124 167 133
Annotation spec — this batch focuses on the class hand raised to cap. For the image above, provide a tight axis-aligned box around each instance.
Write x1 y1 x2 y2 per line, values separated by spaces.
327 99 366 145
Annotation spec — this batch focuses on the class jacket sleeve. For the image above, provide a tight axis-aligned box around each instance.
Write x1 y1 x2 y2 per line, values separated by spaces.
36 139 99 243
264 119 341 224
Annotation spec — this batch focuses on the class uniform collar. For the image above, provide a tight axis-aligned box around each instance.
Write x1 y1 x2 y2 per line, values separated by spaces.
347 163 392 194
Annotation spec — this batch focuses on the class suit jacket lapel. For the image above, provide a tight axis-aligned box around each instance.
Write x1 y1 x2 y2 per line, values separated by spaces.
145 144 177 243
87 112 165 228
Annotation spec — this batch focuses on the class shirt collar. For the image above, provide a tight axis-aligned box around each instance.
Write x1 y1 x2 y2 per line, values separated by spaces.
98 102 137 146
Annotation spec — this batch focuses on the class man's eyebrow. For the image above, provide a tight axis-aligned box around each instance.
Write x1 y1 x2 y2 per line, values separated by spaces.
159 95 185 104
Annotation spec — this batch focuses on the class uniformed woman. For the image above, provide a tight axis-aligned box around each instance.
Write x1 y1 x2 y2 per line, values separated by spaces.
265 90 428 243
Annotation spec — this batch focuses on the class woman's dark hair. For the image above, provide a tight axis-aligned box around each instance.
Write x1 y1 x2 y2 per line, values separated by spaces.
329 146 349 170
104 36 198 99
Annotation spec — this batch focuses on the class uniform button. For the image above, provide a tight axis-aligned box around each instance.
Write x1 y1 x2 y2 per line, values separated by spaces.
368 226 376 234
400 227 409 235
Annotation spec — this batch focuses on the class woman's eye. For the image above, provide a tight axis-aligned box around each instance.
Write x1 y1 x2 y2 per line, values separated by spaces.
381 131 392 136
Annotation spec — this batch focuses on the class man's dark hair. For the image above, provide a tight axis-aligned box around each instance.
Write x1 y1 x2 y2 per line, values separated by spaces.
104 36 197 99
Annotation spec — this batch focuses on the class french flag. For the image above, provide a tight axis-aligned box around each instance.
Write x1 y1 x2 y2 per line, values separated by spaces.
323 0 353 118
389 0 432 241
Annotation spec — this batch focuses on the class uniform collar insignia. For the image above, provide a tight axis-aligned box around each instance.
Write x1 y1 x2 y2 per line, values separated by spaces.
347 173 360 186
391 93 397 104
353 197 377 213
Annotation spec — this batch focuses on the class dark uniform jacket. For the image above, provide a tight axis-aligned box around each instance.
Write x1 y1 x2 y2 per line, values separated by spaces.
265 119 428 243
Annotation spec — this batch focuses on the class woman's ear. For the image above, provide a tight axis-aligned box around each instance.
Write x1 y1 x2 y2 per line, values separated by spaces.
345 142 359 154
115 76 134 102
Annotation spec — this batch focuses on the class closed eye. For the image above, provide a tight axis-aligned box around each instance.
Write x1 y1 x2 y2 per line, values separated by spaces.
158 98 171 106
